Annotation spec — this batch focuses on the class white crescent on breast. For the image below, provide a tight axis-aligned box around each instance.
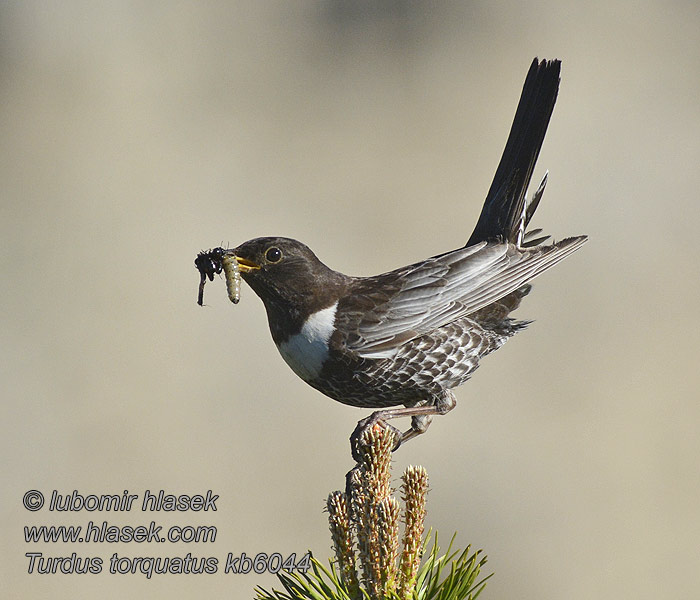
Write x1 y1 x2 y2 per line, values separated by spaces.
278 302 338 382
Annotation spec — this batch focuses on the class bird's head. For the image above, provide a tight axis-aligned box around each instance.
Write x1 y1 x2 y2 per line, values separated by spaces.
232 237 348 319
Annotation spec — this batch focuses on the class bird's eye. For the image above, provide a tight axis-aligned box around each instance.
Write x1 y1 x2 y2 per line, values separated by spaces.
265 247 282 263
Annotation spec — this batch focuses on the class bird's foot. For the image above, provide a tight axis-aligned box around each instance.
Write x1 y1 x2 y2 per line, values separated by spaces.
350 413 402 462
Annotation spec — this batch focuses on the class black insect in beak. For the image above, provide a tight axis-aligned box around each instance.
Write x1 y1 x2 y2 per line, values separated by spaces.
195 247 225 306
195 247 249 306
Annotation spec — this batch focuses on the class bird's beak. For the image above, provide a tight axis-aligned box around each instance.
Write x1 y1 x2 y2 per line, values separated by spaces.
234 255 261 273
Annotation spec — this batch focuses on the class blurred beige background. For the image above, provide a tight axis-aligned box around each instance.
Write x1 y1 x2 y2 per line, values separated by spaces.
2 2 699 598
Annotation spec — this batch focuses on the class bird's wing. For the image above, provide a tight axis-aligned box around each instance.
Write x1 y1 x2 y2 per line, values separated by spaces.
340 236 586 359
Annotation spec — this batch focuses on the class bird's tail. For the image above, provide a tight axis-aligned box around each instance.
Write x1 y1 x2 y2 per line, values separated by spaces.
466 58 561 247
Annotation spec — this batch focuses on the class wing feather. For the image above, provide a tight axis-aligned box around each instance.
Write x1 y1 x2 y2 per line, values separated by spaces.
343 236 586 358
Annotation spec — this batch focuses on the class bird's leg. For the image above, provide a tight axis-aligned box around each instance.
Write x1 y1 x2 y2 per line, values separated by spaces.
349 392 456 461
395 392 455 449
399 414 433 446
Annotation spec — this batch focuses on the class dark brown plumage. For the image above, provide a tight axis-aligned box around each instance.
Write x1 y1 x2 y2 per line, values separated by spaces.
196 58 587 450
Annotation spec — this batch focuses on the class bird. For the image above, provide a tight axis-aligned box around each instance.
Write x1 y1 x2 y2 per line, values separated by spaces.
197 58 587 454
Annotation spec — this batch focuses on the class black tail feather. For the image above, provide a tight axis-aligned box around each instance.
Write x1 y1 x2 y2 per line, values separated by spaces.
466 58 561 246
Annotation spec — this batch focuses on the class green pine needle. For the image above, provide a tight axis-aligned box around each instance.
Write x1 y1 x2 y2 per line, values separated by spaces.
255 535 491 600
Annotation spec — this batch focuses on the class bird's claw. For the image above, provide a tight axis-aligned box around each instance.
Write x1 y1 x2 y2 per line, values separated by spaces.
350 414 402 462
